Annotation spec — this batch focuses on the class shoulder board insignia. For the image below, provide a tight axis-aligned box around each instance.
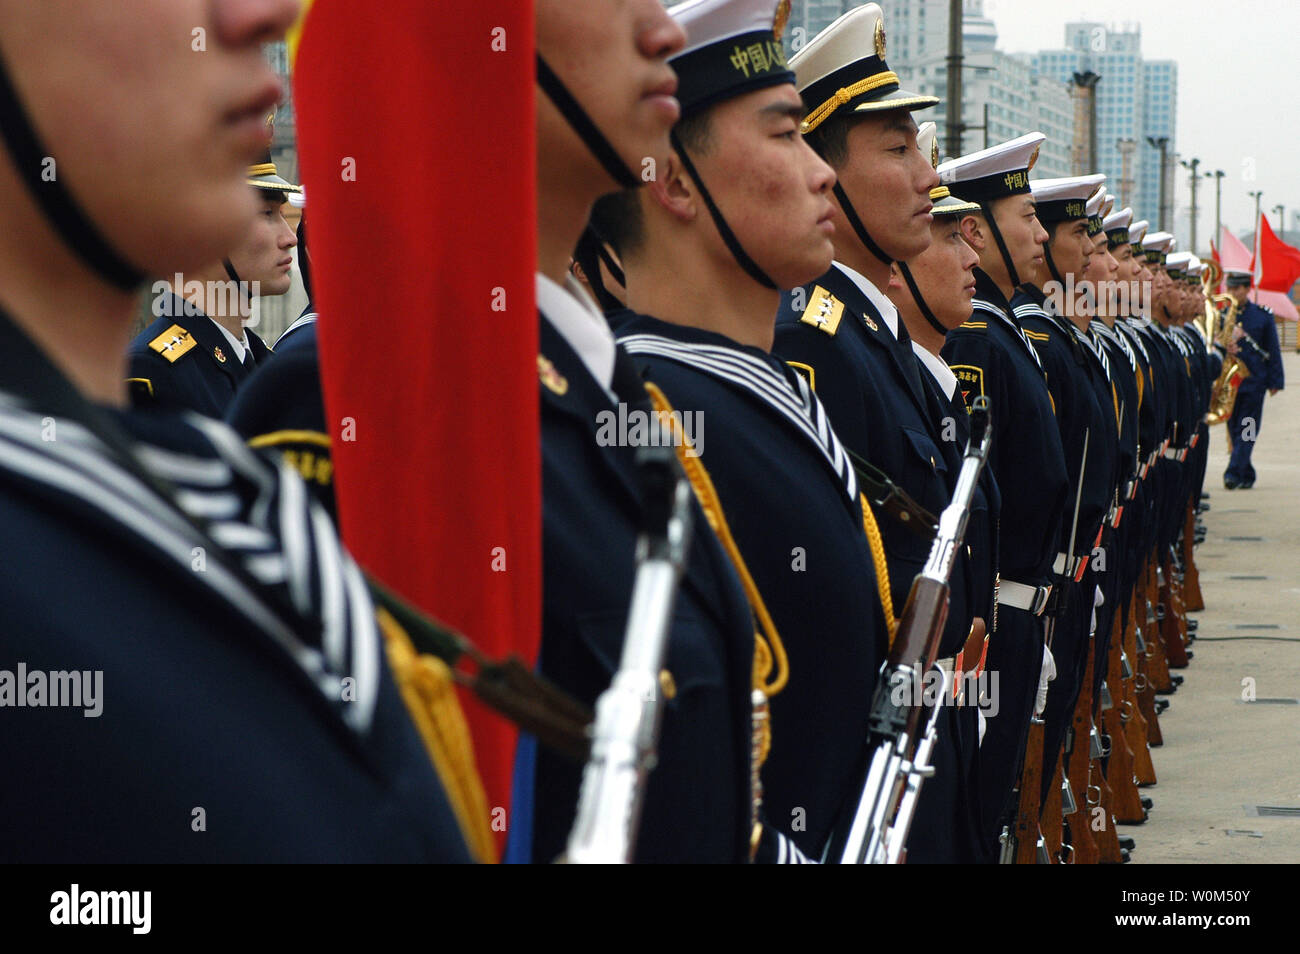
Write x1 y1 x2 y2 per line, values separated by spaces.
799 285 843 336
787 360 816 391
126 377 154 401
950 364 984 406
537 354 569 395
1024 329 1050 341
147 324 197 364
959 320 987 330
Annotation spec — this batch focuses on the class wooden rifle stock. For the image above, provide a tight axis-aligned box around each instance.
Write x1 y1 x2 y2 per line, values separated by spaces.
1012 718 1048 863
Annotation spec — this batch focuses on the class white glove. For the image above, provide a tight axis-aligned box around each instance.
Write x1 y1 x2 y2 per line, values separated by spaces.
1034 643 1057 718
977 708 988 746
1090 585 1103 638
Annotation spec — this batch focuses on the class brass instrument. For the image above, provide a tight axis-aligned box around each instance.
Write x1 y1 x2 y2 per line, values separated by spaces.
1206 291 1248 426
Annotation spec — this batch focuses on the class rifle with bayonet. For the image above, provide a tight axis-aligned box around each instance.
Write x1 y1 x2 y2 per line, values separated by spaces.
825 396 992 865
565 444 694 864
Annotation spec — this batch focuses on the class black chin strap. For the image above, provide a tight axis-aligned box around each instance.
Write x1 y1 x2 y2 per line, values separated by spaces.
1042 237 1066 288
573 225 626 314
671 129 776 290
832 182 893 266
980 203 1021 290
536 55 639 190
897 261 948 336
0 45 144 291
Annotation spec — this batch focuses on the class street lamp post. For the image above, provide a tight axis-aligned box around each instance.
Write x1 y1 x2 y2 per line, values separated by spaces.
1147 136 1170 231
1181 157 1201 252
1273 204 1286 242
1206 170 1224 250
1249 190 1264 235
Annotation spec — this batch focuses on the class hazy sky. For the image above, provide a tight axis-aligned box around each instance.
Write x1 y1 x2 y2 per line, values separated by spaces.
984 0 1300 247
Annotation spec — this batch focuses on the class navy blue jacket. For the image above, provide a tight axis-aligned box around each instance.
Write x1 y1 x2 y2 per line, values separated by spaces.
617 313 887 858
128 294 272 419
531 314 756 864
1235 300 1285 393
775 266 974 657
942 270 1068 585
0 308 469 862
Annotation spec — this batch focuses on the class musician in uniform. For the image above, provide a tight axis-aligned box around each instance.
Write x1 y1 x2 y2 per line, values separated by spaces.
597 0 892 859
0 0 477 862
937 133 1070 852
128 138 299 418
1222 269 1284 489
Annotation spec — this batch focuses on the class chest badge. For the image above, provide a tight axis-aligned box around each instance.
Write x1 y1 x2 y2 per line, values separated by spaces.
213 346 227 364
538 354 569 395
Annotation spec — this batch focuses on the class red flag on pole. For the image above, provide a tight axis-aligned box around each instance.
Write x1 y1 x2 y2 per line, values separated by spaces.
1256 214 1300 294
1216 224 1254 275
293 0 538 854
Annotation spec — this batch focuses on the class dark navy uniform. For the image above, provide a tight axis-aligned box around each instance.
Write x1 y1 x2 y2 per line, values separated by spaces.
774 265 984 863
617 312 888 859
523 308 759 864
226 317 336 521
941 268 1069 846
1015 286 1117 801
0 306 470 862
128 293 272 419
1225 299 1284 487
775 267 958 635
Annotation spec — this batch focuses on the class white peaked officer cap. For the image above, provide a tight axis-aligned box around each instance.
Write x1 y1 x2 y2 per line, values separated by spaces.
791 2 938 136
917 121 981 216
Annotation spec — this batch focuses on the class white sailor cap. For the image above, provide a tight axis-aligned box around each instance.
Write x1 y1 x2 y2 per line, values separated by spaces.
1030 174 1106 223
288 186 306 210
1085 188 1110 236
1128 219 1150 246
1186 255 1204 280
669 0 796 117
937 132 1045 206
792 2 938 136
1164 251 1192 278
917 121 980 216
1142 230 1174 264
1103 207 1133 247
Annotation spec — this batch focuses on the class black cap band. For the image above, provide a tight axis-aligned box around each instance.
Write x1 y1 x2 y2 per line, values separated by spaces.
673 30 794 117
536 55 639 190
1034 198 1088 225
950 168 1033 206
0 45 144 291
1106 227 1130 249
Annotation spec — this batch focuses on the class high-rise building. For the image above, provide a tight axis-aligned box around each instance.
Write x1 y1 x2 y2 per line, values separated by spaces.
789 2 1071 174
1031 23 1177 229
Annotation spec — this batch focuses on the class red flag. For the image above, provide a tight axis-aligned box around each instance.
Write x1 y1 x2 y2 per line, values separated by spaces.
1257 215 1300 294
294 0 538 852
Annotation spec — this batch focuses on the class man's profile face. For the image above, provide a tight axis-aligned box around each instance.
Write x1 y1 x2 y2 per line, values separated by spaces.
894 216 979 329
689 84 837 290
1048 219 1091 278
227 193 298 296
833 111 938 262
0 0 299 276
535 0 685 190
991 194 1047 284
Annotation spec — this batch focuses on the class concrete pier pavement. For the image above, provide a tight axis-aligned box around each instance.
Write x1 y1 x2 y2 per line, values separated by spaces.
1135 349 1300 863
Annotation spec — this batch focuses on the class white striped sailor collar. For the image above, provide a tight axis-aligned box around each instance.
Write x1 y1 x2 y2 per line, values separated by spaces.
832 260 899 338
537 272 616 393
616 315 860 505
910 339 957 401
0 393 381 737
